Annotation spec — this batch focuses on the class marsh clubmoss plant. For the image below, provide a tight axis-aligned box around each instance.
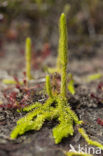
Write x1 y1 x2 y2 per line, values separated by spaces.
11 13 82 143
10 13 103 149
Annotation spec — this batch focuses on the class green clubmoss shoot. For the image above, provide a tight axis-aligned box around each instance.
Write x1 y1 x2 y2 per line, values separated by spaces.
46 75 53 98
2 37 33 85
25 37 33 80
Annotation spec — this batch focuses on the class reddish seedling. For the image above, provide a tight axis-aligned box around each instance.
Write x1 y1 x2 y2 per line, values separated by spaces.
97 118 103 126
91 82 103 126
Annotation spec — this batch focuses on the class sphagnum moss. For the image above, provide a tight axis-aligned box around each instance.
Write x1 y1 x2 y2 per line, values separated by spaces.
10 13 103 150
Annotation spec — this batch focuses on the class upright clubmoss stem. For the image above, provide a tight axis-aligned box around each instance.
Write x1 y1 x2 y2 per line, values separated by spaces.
59 13 68 97
46 75 53 98
25 37 32 80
